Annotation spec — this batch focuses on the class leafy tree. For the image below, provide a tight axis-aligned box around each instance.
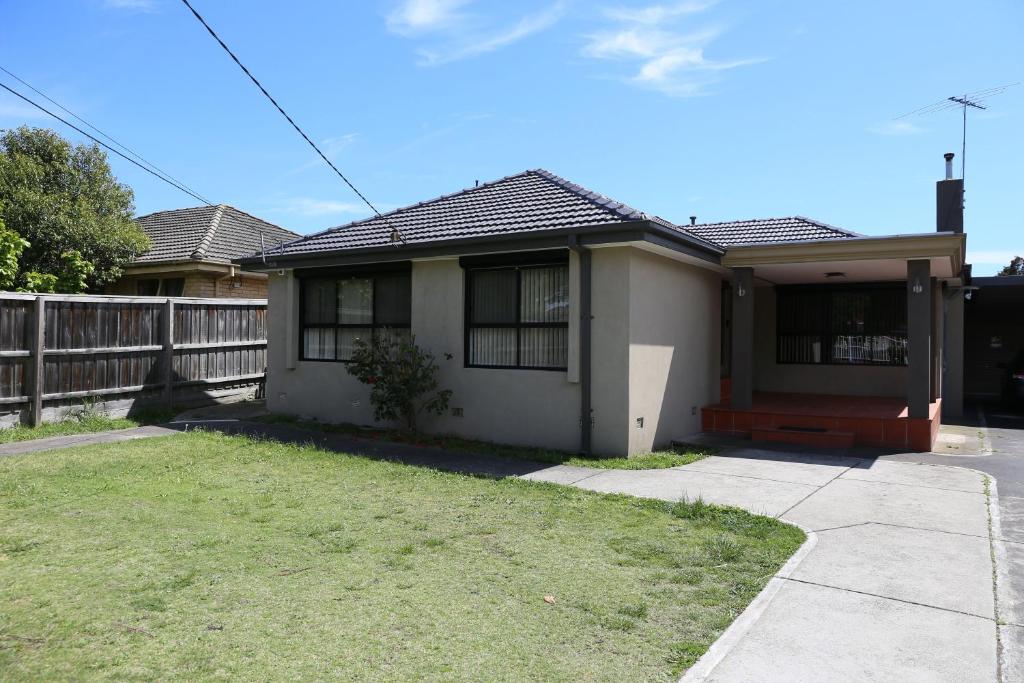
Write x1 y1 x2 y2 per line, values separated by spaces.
0 207 29 290
998 256 1024 276
0 126 149 291
346 331 453 432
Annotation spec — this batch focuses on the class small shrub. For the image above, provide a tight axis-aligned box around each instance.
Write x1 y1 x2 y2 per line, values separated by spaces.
346 331 452 432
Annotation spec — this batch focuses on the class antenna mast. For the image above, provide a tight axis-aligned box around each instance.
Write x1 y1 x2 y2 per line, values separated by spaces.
947 95 985 182
894 82 1018 186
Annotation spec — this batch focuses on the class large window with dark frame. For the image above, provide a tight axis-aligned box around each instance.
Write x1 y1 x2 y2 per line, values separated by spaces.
300 267 411 361
777 284 908 366
464 256 569 370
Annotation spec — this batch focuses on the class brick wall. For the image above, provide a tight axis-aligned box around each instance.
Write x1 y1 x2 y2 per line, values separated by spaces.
106 271 268 298
215 275 267 298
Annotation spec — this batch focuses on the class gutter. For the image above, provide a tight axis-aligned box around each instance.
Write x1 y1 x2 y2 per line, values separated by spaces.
568 235 592 456
236 219 724 272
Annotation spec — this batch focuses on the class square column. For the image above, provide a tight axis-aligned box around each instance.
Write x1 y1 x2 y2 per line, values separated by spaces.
907 259 932 419
730 267 754 411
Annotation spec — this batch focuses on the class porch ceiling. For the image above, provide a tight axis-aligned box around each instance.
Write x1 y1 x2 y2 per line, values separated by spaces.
722 232 965 284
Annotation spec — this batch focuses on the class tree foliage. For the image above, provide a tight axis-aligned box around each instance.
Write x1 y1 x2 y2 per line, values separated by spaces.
346 332 453 432
0 126 149 291
0 208 29 291
998 255 1024 276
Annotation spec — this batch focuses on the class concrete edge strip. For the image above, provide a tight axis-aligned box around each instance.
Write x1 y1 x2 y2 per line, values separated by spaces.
988 476 1018 682
679 522 819 683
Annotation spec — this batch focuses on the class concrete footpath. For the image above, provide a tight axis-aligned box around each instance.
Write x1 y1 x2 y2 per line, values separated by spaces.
0 419 1010 682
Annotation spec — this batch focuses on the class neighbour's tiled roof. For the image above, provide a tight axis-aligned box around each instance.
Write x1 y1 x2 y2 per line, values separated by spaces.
688 217 861 247
260 169 711 257
134 205 299 264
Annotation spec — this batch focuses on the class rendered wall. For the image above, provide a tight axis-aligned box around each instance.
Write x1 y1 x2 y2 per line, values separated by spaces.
266 259 582 453
626 248 721 453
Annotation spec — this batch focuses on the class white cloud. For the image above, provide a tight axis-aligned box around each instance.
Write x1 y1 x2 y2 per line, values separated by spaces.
104 0 157 11
388 1 565 66
968 250 1022 265
869 120 925 136
387 0 470 35
582 1 762 97
281 198 367 217
604 1 716 25
320 133 358 157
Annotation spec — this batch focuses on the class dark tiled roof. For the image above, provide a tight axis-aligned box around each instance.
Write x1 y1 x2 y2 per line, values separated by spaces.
263 169 710 257
688 216 860 247
134 205 299 264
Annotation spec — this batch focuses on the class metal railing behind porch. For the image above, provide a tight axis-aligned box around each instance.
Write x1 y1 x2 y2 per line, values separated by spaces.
0 293 267 426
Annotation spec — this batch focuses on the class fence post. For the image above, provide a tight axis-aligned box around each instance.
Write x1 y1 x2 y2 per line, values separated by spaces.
163 298 175 407
29 296 45 427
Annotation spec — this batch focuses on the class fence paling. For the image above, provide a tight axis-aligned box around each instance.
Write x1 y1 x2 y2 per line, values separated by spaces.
0 293 268 425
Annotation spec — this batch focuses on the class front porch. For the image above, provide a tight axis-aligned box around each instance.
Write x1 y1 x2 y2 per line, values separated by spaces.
702 391 941 451
707 232 966 452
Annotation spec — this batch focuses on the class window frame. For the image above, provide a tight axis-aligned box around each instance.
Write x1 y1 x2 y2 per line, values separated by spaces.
461 251 570 372
297 263 412 363
775 282 908 367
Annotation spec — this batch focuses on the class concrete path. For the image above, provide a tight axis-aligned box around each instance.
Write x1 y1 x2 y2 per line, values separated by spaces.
0 416 1008 681
524 449 1000 682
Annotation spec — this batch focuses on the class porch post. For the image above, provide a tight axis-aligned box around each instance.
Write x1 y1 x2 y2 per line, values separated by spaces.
907 259 932 419
731 267 754 411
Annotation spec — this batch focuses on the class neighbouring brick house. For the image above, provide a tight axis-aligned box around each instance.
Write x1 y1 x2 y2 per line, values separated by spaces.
107 205 299 299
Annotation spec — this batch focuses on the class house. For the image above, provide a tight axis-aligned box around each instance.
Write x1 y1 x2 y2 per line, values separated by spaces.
238 160 967 456
107 205 299 298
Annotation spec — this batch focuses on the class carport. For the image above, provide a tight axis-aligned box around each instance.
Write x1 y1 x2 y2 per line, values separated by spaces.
964 274 1024 402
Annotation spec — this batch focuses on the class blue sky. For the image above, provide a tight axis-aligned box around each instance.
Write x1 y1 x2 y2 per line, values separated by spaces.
2 0 1021 273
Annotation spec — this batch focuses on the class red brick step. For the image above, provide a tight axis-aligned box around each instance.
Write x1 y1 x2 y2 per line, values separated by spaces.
750 426 855 449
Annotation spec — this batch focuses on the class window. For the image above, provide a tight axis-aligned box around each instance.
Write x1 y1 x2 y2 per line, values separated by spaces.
162 278 185 297
136 279 160 296
299 267 411 361
777 285 907 365
464 255 569 370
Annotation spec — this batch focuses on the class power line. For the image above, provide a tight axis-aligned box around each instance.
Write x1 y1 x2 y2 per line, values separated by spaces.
0 81 213 205
0 65 210 205
179 0 391 227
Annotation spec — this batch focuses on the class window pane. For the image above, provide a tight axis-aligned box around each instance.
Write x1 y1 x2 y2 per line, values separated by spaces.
337 327 372 361
469 328 516 366
471 269 517 324
779 335 823 364
304 279 336 324
375 273 411 325
521 266 568 323
136 279 159 296
303 328 336 360
162 278 185 297
520 327 568 368
338 279 372 324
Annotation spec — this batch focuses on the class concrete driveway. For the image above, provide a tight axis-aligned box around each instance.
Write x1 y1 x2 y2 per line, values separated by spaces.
526 448 1001 682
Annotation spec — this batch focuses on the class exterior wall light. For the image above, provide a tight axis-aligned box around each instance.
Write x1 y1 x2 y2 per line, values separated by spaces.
912 278 923 294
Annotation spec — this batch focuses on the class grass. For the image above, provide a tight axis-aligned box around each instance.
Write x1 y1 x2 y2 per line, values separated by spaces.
0 431 803 681
254 414 713 470
0 405 177 444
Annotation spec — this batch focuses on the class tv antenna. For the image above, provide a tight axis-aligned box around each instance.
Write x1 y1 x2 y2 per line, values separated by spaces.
895 83 1018 182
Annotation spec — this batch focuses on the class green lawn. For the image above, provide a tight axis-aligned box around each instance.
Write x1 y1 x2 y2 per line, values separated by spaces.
0 407 176 444
256 414 713 470
0 431 803 681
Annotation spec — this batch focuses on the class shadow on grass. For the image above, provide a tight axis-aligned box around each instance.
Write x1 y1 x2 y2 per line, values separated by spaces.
165 414 714 479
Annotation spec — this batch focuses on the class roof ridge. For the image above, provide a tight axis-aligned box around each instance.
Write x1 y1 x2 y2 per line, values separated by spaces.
218 204 301 237
191 204 226 260
307 170 538 240
791 215 863 237
530 169 644 221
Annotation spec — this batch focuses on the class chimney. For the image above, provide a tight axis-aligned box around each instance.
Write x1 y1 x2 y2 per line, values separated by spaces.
689 216 697 226
936 152 964 233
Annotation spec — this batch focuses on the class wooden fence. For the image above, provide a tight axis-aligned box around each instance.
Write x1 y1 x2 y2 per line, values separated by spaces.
0 293 267 426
